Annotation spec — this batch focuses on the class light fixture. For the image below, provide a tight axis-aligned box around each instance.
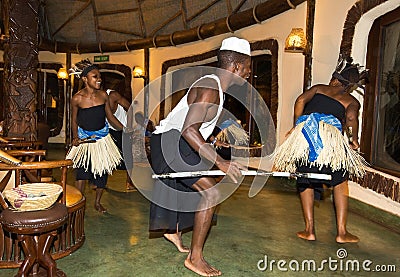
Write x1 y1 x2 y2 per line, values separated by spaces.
285 28 306 53
57 68 68 79
133 66 145 78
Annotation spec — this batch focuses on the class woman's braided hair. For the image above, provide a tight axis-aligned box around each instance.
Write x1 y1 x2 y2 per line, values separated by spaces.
332 55 369 92
69 58 98 78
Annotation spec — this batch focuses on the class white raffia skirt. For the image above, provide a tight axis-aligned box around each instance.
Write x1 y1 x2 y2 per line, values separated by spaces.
273 121 366 177
66 134 122 177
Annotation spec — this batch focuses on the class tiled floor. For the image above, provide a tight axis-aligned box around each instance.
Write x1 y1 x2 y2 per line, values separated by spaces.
2 145 400 276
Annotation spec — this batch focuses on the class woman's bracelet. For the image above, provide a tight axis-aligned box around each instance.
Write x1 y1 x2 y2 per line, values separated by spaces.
210 137 217 146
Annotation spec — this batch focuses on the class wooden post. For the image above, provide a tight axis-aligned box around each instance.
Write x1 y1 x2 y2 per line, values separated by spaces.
143 48 150 121
303 0 315 91
65 53 72 148
3 0 40 141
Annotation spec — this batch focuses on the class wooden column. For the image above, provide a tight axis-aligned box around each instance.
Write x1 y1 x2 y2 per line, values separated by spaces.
143 48 150 121
65 53 72 148
303 0 315 91
3 0 40 141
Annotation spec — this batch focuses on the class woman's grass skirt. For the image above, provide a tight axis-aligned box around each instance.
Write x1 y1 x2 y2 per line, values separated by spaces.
66 134 122 177
273 122 366 178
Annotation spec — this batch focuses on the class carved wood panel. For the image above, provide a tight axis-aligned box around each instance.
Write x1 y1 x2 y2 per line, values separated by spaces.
3 0 39 141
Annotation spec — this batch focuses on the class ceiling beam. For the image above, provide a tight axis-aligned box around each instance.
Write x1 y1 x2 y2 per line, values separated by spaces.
96 8 139 16
180 0 188 29
39 2 52 40
232 0 247 14
136 0 146 37
90 0 101 44
98 26 142 37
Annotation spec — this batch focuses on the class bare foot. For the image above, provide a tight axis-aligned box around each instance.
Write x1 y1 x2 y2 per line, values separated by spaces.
126 183 136 192
184 255 221 276
296 230 316 241
336 232 359 243
163 233 189 253
94 204 107 214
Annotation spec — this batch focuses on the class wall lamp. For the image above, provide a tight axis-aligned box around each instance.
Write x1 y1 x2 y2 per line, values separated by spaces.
57 68 68 80
284 28 306 53
133 66 145 79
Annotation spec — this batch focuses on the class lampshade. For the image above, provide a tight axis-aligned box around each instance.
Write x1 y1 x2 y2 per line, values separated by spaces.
57 68 68 79
285 28 306 53
133 66 145 78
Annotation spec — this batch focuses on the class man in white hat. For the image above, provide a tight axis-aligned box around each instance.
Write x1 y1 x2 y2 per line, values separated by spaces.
149 36 251 276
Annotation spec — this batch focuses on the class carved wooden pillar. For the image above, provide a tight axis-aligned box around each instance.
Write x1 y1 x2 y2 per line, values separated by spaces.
3 0 39 141
303 0 315 91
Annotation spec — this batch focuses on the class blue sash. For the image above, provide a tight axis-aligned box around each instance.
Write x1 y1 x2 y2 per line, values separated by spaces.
296 113 342 162
78 122 109 141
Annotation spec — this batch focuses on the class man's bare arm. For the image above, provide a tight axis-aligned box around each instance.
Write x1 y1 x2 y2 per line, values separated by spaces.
345 99 361 149
117 93 131 111
111 91 131 111
102 91 123 130
182 88 243 182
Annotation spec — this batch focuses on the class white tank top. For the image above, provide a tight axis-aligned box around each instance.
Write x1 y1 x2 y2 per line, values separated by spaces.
153 74 224 140
106 89 127 130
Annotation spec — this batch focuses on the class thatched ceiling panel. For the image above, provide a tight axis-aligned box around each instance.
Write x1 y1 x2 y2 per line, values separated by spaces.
187 1 229 29
97 12 142 36
98 30 140 44
141 0 183 36
229 0 269 13
156 18 185 37
48 3 97 43
184 0 220 19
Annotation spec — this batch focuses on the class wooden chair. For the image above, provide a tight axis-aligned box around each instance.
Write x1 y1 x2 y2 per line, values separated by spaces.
3 149 48 183
0 136 25 142
0 195 68 276
0 141 43 151
0 150 86 271
0 151 69 276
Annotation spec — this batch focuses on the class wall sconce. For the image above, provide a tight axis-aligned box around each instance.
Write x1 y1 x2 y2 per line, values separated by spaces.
133 66 145 78
285 28 306 53
57 68 68 79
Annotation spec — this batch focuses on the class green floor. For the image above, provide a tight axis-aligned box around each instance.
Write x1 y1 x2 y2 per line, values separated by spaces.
2 146 400 276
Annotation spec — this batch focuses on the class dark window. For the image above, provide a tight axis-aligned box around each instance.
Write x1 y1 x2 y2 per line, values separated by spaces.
364 7 400 176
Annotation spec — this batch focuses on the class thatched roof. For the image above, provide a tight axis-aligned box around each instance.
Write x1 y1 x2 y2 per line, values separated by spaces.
1 0 306 53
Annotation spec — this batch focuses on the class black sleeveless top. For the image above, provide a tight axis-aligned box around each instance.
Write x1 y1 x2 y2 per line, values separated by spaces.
77 104 106 131
297 93 348 193
302 94 346 126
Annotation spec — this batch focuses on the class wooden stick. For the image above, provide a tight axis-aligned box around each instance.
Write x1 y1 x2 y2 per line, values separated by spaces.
152 170 331 180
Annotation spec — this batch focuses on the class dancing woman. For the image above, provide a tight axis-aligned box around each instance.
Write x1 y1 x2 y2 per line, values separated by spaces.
274 57 368 243
67 59 123 213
